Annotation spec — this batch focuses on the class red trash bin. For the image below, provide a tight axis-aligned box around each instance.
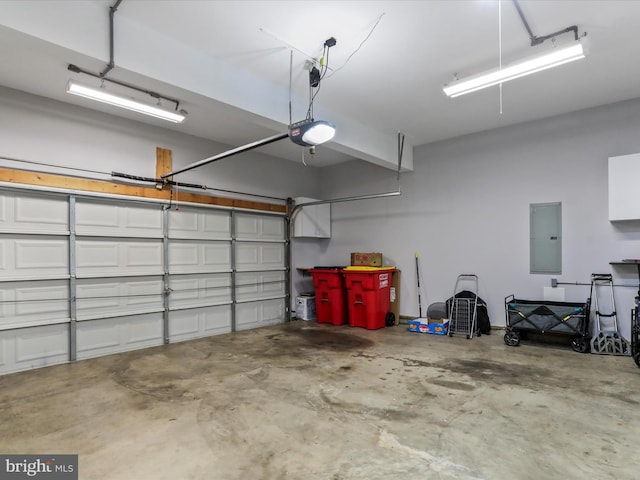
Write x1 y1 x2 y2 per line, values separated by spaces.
342 267 396 330
308 267 348 325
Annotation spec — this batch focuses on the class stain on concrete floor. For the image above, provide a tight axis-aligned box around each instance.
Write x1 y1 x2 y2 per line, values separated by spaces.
0 321 639 479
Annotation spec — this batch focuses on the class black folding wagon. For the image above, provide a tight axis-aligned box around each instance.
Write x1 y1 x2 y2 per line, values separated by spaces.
504 295 591 353
632 300 640 368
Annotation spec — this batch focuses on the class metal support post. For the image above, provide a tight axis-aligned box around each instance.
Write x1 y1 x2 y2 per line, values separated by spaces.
162 205 170 344
68 195 77 361
230 211 237 332
284 211 292 322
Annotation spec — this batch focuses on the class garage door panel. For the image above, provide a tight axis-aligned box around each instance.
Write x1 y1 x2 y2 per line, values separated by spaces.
204 243 230 267
235 213 284 241
77 282 121 312
77 201 118 228
0 193 5 223
233 214 260 238
127 314 164 344
124 206 162 232
76 313 163 360
77 241 118 268
16 238 69 270
15 295 67 317
15 325 69 362
169 208 230 240
76 239 163 277
262 244 285 265
170 273 231 308
204 212 231 237
76 277 163 321
0 236 69 279
169 241 231 273
236 244 258 264
0 280 69 328
127 280 164 306
236 271 285 302
236 299 285 331
236 242 284 271
260 217 285 238
169 305 232 342
128 242 163 267
0 190 68 234
77 321 120 354
76 200 162 237
0 337 5 368
0 324 70 375
203 306 232 333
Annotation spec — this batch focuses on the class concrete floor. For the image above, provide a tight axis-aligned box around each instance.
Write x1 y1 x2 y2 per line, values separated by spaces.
0 320 639 480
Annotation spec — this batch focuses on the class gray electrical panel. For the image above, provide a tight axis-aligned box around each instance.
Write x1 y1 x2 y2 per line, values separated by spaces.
530 202 562 274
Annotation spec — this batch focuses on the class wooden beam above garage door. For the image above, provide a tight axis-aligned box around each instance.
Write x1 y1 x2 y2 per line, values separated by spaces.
0 164 287 214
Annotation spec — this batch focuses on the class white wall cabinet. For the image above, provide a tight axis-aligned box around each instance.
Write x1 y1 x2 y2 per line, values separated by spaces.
293 197 331 238
609 153 640 221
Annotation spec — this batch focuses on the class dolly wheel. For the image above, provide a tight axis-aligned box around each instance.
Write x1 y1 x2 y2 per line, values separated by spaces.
634 352 640 368
385 312 396 327
571 336 590 353
504 330 520 347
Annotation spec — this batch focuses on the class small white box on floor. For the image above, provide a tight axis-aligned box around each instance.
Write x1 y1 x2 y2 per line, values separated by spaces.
296 295 316 320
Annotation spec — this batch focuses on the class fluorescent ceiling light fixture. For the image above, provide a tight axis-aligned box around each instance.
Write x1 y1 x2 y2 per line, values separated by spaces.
66 81 185 123
289 119 336 146
443 40 585 98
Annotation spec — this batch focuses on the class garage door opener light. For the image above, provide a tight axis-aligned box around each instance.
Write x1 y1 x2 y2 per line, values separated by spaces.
287 37 337 147
288 119 336 147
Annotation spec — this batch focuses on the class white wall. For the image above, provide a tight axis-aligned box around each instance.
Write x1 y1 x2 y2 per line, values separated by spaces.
315 98 640 338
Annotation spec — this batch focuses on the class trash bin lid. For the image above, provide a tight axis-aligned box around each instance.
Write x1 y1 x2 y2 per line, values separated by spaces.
343 266 395 271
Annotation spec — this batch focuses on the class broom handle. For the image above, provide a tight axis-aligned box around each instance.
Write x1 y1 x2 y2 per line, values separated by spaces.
415 252 423 318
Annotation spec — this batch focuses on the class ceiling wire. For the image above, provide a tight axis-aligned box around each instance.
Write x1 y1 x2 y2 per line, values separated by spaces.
289 49 293 125
307 70 314 120
326 12 385 78
0 155 111 176
396 131 405 188
499 0 503 115
305 43 332 120
258 27 330 69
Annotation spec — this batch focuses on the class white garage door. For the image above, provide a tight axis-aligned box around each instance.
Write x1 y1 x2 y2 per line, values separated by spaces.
0 187 287 375
234 212 286 331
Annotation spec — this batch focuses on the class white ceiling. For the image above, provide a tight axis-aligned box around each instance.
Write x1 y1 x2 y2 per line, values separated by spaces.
1 0 640 170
